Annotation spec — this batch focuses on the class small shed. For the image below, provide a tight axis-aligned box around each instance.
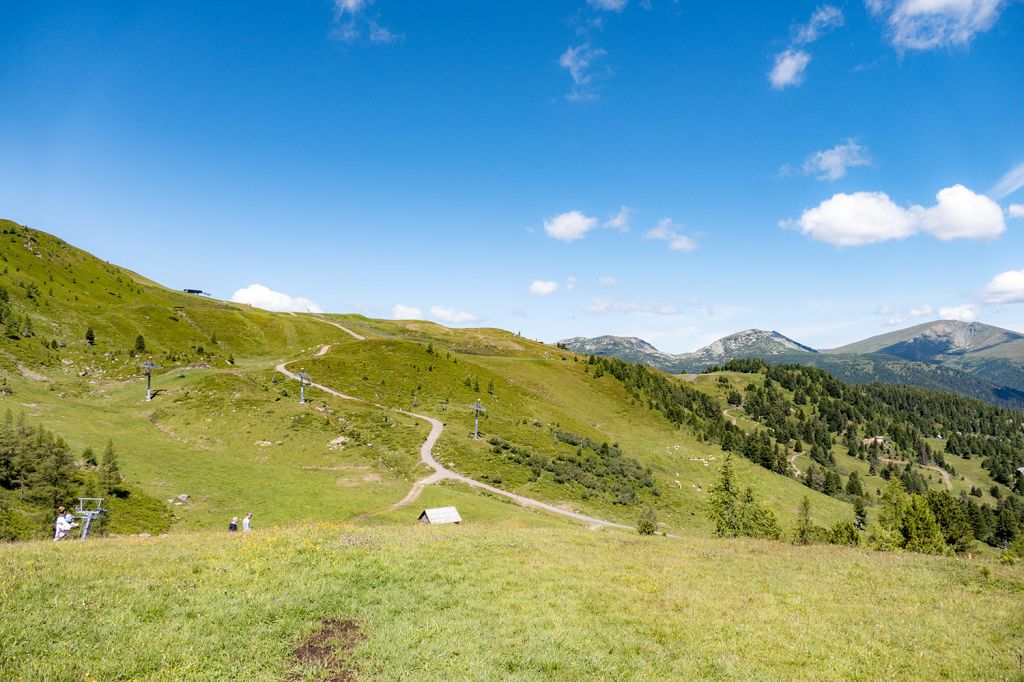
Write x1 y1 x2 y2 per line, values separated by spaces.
418 506 461 525
1016 467 1024 477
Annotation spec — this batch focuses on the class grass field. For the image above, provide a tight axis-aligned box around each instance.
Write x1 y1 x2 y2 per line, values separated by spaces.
2 511 1022 681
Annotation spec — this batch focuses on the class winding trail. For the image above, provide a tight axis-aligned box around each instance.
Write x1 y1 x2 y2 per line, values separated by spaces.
788 452 802 477
722 407 740 426
879 457 952 491
276 341 631 530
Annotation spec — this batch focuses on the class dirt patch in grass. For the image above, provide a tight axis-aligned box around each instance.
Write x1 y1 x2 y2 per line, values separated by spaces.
288 618 365 681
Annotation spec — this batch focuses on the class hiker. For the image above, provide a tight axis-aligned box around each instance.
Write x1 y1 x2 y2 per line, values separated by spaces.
242 512 253 532
229 516 239 532
53 507 77 541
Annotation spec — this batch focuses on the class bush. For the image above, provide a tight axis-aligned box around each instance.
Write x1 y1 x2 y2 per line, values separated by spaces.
637 507 657 535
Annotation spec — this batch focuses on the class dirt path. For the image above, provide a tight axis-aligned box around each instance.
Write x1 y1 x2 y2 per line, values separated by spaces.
276 347 631 530
313 317 365 341
788 452 802 477
879 457 952 491
722 407 739 426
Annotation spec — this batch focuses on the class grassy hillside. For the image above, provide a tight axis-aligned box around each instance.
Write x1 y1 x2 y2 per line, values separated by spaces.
2 518 1022 680
0 221 856 539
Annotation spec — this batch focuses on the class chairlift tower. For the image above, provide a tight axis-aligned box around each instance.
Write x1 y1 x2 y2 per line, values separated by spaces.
297 371 311 404
470 398 486 440
74 498 107 540
140 361 161 401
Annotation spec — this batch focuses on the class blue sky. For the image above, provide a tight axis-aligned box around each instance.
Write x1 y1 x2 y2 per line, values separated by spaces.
2 0 1023 352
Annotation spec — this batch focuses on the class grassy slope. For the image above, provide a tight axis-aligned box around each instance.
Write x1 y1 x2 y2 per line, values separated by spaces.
1 516 1022 680
301 325 854 532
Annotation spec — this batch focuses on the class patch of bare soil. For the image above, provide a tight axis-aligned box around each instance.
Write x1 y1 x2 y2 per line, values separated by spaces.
288 618 365 682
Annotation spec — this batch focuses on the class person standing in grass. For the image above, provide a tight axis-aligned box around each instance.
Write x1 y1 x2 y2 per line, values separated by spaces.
229 516 239 532
242 512 253 532
53 506 77 541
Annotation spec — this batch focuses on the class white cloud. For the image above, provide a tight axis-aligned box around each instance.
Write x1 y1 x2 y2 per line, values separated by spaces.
392 304 424 320
331 0 400 44
991 163 1024 199
231 284 323 313
543 210 599 242
587 0 627 11
604 206 632 232
530 280 559 296
644 218 697 252
560 43 606 101
938 303 981 322
881 303 934 325
793 5 845 43
912 184 1005 240
983 270 1024 304
566 276 578 292
599 276 617 286
867 0 1008 50
429 305 479 324
585 298 683 316
1009 204 1024 219
789 184 1005 246
802 139 871 180
769 49 812 89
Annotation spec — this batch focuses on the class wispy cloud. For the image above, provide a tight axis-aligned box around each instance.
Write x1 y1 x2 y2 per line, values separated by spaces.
867 0 1008 51
530 280 560 296
231 284 323 313
429 305 479 324
769 50 812 89
644 218 697 252
793 5 845 44
769 5 843 90
877 303 933 325
392 303 423 320
587 0 627 11
991 162 1024 199
331 0 401 44
560 43 607 101
604 206 632 232
801 139 871 181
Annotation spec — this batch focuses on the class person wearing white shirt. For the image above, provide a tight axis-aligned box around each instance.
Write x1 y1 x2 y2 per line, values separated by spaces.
53 507 77 541
242 512 253 532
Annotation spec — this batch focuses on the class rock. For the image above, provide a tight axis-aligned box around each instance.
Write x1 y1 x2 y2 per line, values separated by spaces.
176 493 190 503
139 532 151 538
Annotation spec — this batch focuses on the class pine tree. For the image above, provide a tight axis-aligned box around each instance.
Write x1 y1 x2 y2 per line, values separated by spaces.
845 471 863 497
135 334 146 352
85 327 95 345
901 496 946 554
853 496 868 529
795 496 814 544
709 455 740 537
99 439 122 496
994 507 1019 548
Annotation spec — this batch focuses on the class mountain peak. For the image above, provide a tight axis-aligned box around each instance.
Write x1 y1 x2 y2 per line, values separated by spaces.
828 319 1024 360
686 329 816 362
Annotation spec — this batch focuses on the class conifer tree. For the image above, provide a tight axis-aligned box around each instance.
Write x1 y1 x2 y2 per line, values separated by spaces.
100 439 122 496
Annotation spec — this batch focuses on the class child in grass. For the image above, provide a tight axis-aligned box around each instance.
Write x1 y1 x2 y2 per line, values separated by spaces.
229 516 239 532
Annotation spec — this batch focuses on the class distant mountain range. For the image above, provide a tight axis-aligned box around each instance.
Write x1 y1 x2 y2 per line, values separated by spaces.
560 321 1024 409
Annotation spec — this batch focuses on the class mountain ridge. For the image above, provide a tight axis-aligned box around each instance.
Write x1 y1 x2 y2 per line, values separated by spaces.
559 321 1024 408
